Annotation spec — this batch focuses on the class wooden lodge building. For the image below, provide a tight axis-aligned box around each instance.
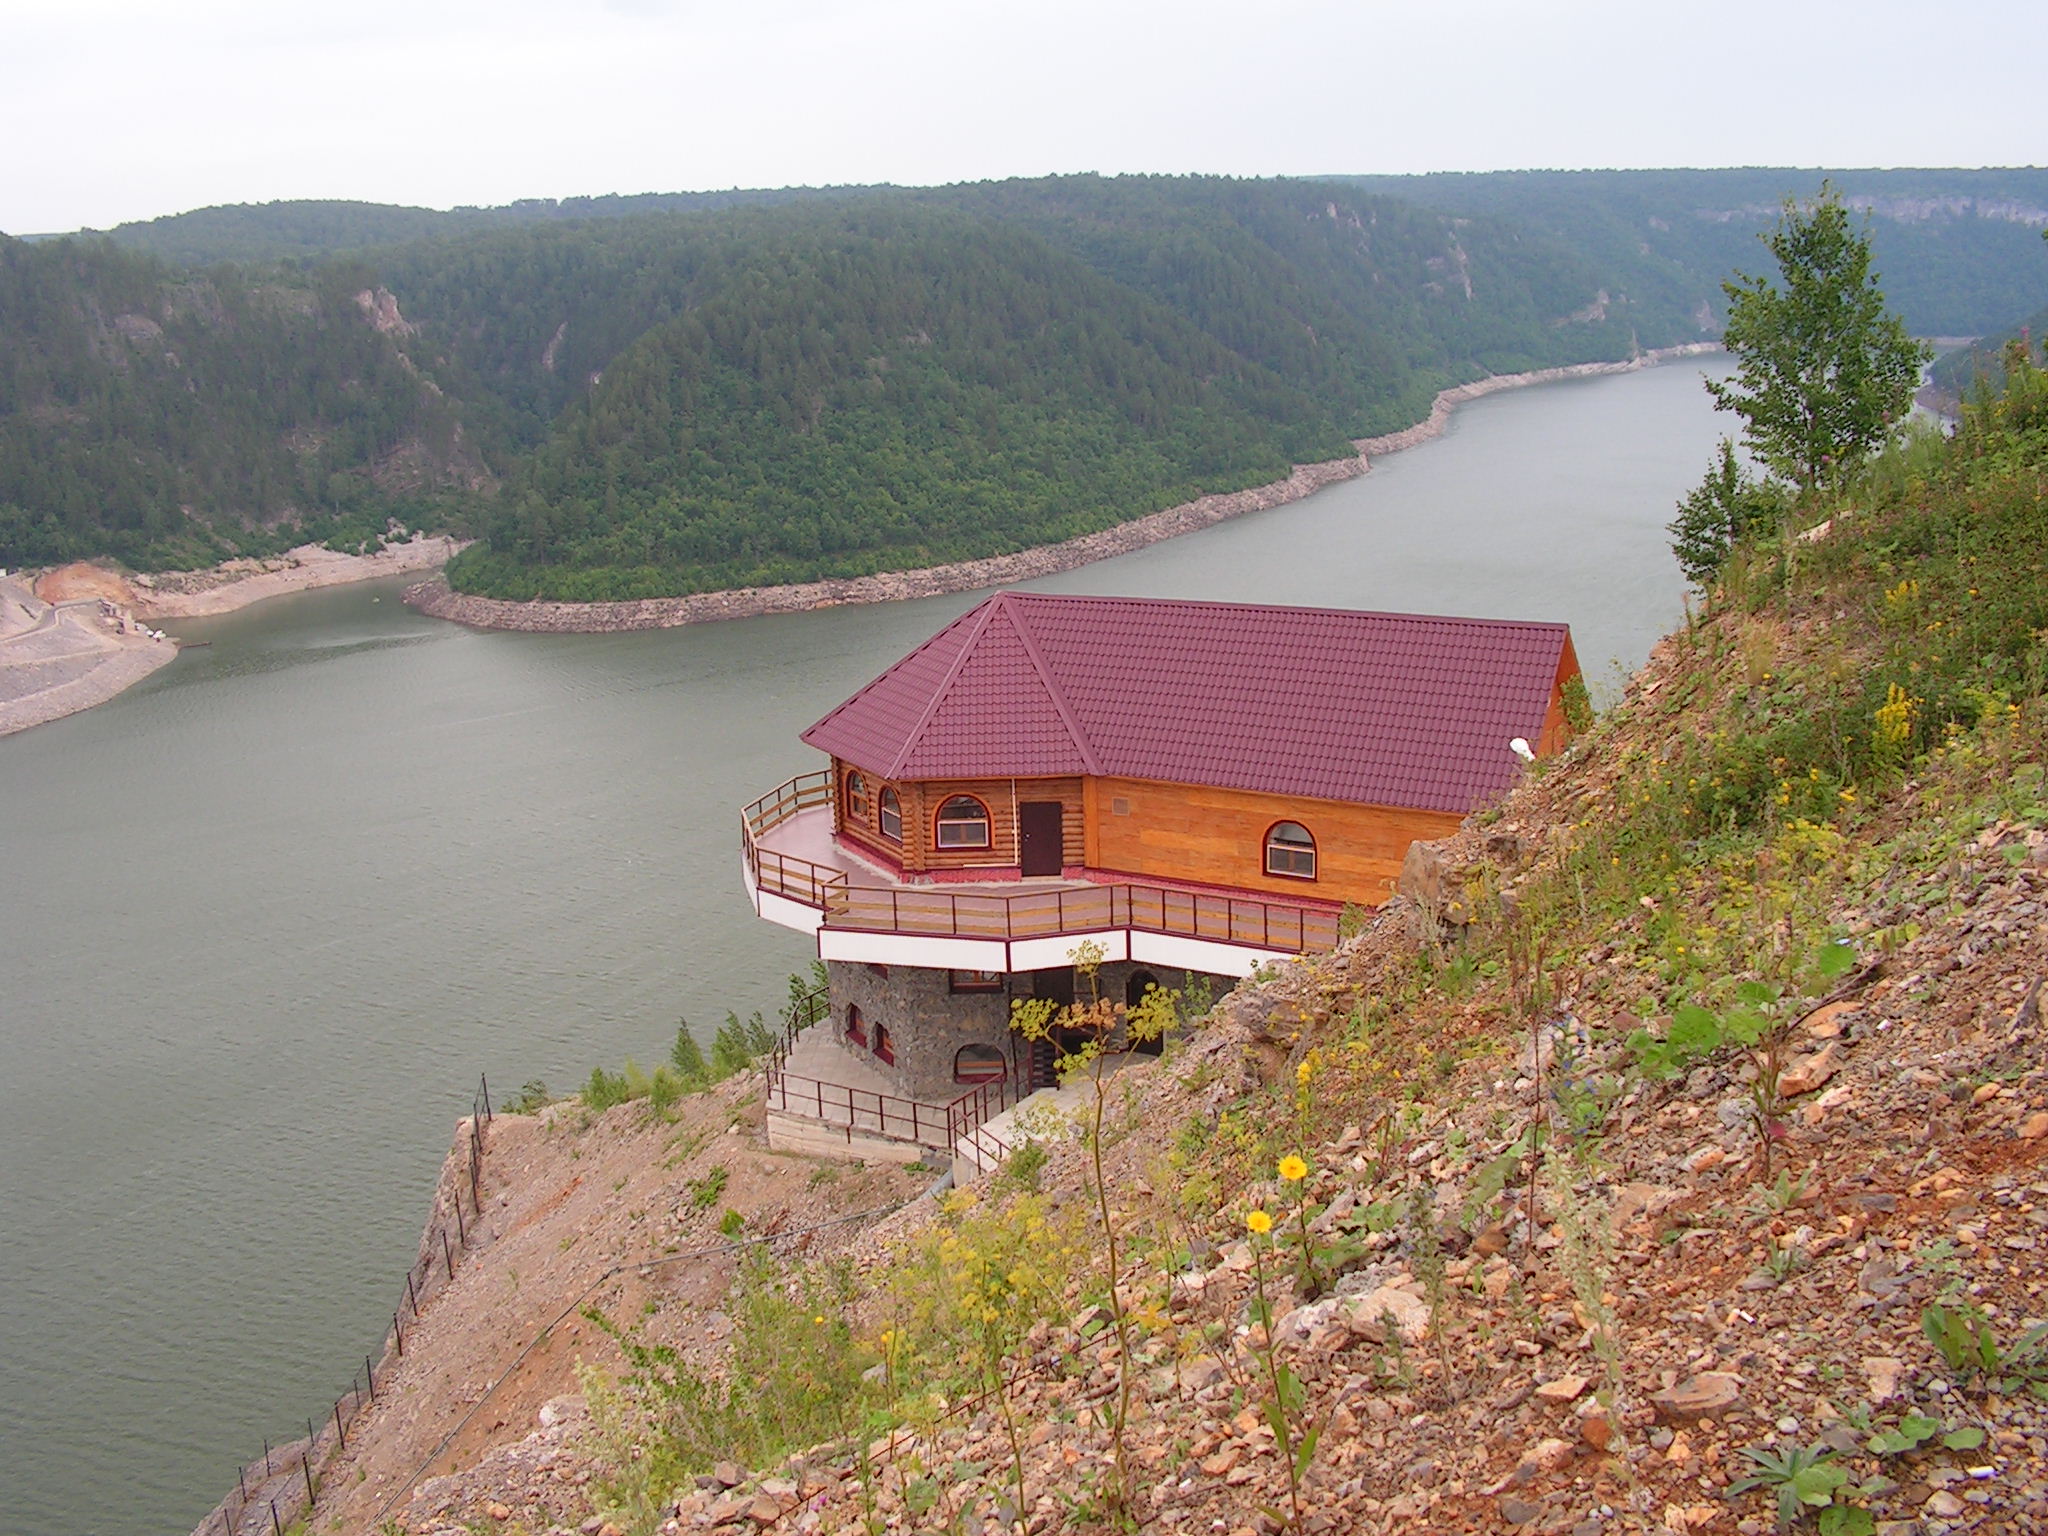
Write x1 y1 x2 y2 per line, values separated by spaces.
740 591 1581 1143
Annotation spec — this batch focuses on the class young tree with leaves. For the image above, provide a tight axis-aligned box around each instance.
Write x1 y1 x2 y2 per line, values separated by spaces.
1668 438 1792 587
1706 183 1928 499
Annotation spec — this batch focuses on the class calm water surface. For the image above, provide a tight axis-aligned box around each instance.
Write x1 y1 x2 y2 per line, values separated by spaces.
0 358 1731 1535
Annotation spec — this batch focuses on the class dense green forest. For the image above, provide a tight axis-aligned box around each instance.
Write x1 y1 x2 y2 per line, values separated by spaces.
1334 168 2048 339
0 235 480 568
5 170 2045 596
1932 303 2048 403
88 188 873 267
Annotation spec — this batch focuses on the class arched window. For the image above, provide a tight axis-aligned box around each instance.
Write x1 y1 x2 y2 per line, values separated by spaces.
845 1004 867 1047
953 1043 1008 1083
934 794 992 850
1265 821 1317 879
878 786 903 843
844 770 870 826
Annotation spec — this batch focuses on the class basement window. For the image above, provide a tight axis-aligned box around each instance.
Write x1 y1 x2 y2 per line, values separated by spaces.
953 1044 1008 1083
1264 821 1317 880
935 794 992 850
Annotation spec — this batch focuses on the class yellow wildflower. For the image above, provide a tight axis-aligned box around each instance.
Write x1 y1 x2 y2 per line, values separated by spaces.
1278 1155 1309 1182
1246 1210 1274 1235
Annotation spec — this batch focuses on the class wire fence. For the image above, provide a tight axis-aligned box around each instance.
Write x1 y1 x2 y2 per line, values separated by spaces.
364 1198 917 1532
187 1075 495 1536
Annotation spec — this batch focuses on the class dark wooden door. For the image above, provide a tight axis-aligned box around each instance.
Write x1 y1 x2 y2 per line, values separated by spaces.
1018 800 1064 875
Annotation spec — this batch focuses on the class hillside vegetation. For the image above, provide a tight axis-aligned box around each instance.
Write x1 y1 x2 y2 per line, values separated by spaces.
0 235 482 569
297 363 2048 1536
7 171 2046 597
1335 168 2048 341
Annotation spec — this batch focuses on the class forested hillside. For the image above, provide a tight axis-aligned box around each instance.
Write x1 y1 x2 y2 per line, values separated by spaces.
1334 167 2048 340
6 170 2044 595
91 187 868 266
1932 304 2048 404
405 181 1648 599
0 235 482 569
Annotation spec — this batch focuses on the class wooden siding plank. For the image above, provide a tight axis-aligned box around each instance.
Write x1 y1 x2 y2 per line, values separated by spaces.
1087 775 1461 907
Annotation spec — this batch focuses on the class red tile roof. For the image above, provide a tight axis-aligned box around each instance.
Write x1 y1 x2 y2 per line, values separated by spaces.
803 592 1575 815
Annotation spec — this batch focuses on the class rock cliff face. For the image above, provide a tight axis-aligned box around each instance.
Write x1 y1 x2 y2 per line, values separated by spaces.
353 287 416 335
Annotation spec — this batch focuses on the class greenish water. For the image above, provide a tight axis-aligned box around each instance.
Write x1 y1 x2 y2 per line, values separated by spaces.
0 357 1732 1536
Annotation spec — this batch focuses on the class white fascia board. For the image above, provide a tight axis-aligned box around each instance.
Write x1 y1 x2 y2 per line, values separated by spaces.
817 930 1008 970
756 887 827 937
1131 931 1289 977
1008 930 1130 971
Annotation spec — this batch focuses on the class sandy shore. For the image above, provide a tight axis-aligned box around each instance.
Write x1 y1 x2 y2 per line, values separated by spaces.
128 534 466 619
411 344 1721 635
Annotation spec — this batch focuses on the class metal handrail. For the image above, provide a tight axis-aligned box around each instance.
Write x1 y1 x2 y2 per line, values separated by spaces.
943 1074 1021 1147
740 774 1340 955
766 1072 953 1147
741 779 1340 954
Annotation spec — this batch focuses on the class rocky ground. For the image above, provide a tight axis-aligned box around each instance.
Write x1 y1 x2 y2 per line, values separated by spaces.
0 569 177 735
310 610 2048 1536
272 1075 930 1536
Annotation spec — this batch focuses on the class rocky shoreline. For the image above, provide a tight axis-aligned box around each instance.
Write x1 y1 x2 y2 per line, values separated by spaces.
408 344 1720 635
0 572 180 738
0 536 466 737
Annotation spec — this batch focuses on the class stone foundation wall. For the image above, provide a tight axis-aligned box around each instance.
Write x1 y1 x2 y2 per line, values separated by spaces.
823 959 1225 1103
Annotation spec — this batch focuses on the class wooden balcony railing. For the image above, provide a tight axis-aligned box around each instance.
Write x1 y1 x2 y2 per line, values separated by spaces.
741 773 1341 955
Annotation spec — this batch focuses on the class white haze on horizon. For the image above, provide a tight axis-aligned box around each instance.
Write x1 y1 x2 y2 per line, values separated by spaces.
3 0 2045 234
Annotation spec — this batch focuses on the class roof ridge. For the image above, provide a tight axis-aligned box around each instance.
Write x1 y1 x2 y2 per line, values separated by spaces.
1006 590 1567 632
882 596 1004 779
1001 593 1103 776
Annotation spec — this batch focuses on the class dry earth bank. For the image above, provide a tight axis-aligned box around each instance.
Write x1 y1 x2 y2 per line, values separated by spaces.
304 608 2048 1536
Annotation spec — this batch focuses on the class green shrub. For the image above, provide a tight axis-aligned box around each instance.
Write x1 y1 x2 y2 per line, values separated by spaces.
582 1064 633 1111
669 1022 709 1085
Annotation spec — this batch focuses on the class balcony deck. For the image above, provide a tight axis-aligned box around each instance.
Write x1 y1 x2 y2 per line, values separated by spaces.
741 772 1341 972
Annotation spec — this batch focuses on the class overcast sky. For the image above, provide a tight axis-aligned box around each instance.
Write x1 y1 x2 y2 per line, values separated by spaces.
6 0 2044 234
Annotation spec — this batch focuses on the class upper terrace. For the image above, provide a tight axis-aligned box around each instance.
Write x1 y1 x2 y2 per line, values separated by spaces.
740 771 1340 976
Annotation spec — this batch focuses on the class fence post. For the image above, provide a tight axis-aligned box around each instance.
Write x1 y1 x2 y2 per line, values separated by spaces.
481 1072 492 1124
393 1310 404 1356
333 1398 347 1451
454 1191 467 1246
405 1268 419 1316
441 1227 455 1274
263 1437 271 1478
300 1452 315 1505
270 1500 283 1536
366 1354 377 1399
